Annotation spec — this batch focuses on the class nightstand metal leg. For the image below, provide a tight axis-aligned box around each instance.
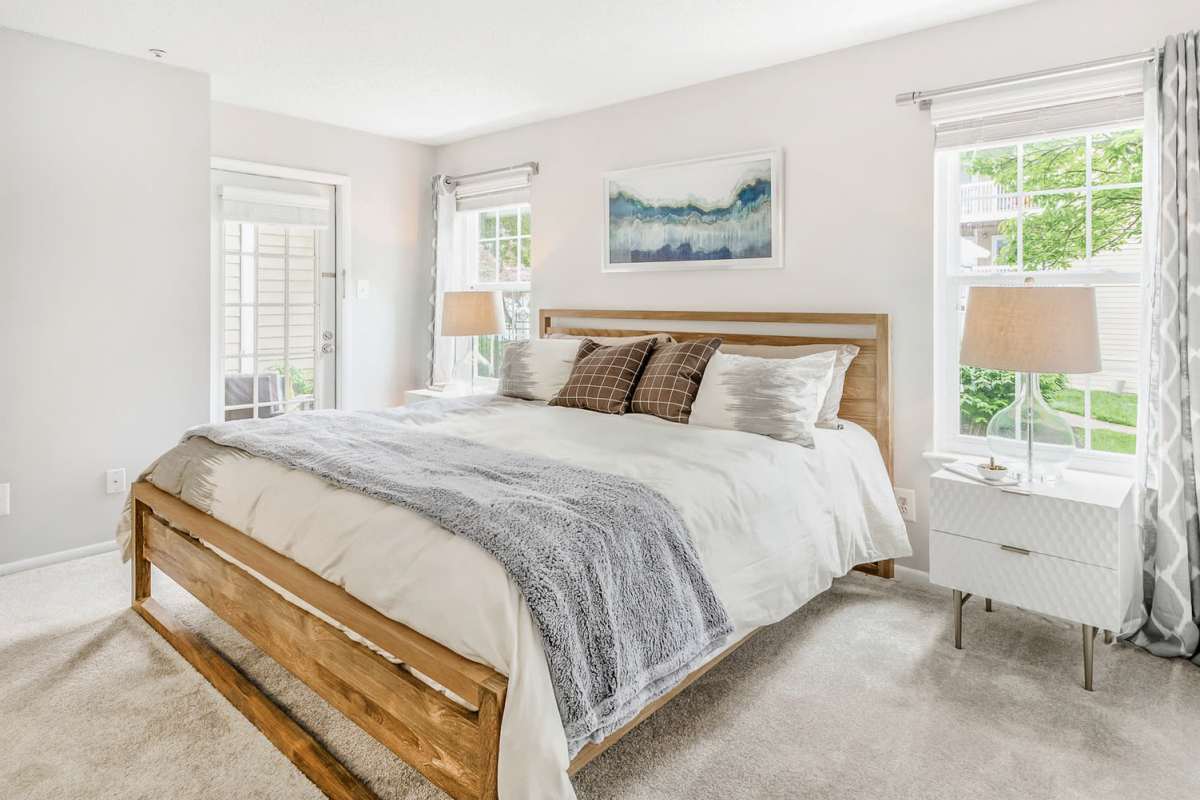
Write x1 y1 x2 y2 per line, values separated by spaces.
952 590 972 649
985 598 993 612
1082 625 1097 691
953 590 962 649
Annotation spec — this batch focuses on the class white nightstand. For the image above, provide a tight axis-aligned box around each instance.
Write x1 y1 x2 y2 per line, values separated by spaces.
929 468 1137 691
403 386 495 405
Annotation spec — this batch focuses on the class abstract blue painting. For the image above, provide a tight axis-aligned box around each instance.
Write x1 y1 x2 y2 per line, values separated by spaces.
603 149 782 272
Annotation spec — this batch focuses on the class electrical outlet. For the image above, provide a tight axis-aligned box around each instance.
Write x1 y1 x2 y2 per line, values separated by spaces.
0 483 9 516
105 468 127 495
894 487 916 523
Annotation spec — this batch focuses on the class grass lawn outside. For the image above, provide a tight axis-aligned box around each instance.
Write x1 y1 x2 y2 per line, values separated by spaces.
1050 388 1137 427
1071 426 1136 455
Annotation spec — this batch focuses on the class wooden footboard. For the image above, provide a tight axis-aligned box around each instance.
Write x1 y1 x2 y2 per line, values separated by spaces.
131 482 507 800
132 479 895 799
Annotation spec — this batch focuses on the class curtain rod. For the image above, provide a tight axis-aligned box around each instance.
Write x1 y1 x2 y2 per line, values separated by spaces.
895 49 1158 107
443 161 540 185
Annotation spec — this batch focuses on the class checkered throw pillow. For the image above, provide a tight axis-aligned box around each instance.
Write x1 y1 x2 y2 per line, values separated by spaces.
629 338 723 423
548 338 656 414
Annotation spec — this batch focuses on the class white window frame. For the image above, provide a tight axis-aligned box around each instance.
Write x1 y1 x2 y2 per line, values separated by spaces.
219 223 322 418
465 202 532 385
209 158 351 423
933 122 1150 476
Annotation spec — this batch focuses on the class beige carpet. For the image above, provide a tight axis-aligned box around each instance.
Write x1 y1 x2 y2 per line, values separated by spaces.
2 552 1199 800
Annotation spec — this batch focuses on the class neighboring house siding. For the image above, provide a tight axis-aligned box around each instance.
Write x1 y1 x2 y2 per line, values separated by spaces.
1068 276 1139 393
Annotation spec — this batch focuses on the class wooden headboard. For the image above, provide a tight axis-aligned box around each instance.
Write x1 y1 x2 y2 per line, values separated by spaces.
538 308 893 478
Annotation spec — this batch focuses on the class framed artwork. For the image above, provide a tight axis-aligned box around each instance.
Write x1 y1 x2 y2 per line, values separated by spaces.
603 148 783 273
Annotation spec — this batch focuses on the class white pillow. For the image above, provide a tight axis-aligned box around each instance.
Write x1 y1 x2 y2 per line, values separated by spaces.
688 350 838 446
719 343 859 428
498 338 582 401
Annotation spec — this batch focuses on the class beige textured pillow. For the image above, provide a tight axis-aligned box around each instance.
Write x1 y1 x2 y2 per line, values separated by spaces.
719 343 860 428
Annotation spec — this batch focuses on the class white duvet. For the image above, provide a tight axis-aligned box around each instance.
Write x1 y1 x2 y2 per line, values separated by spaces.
141 400 910 799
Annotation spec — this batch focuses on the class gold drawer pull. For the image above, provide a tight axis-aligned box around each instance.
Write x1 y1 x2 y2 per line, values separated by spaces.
1000 544 1031 555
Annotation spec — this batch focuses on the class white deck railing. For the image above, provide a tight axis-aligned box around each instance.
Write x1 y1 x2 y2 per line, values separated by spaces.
960 181 1028 222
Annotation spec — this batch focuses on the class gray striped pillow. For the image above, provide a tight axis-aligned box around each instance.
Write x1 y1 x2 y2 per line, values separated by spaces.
498 338 581 401
687 350 838 446
719 343 860 427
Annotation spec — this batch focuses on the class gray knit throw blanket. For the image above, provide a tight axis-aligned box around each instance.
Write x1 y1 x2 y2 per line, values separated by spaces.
182 402 732 755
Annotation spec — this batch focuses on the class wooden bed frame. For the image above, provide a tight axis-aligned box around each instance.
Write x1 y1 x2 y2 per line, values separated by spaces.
130 308 894 800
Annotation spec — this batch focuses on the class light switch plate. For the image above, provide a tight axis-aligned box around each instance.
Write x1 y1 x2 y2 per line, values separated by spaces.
0 483 9 516
106 468 127 495
357 279 370 300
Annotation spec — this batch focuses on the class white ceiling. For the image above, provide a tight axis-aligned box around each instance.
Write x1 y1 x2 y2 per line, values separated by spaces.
0 0 1036 145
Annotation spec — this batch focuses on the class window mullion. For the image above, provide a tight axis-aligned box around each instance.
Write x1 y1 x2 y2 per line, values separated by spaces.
283 227 290 411
312 229 320 406
1083 373 1093 450
1085 132 1094 264
1016 141 1024 270
251 225 260 418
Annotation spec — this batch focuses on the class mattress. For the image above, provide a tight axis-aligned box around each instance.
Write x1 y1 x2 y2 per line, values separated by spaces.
130 398 910 799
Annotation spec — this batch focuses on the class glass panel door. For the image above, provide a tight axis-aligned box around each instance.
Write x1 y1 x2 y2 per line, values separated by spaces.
213 171 336 421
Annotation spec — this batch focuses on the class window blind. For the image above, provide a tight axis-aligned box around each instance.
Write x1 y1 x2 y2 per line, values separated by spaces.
453 167 534 211
219 185 332 228
931 63 1150 149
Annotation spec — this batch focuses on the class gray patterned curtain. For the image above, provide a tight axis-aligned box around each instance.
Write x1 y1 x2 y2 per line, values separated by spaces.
1132 32 1200 663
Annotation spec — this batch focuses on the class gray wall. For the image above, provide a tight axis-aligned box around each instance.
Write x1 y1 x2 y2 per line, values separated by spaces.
0 34 436 567
0 28 211 565
434 0 1198 572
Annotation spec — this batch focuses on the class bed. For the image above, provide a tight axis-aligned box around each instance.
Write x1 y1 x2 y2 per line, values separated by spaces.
123 308 909 800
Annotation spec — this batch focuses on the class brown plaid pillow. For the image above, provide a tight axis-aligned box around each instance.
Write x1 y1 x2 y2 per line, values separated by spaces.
548 338 656 414
630 338 722 423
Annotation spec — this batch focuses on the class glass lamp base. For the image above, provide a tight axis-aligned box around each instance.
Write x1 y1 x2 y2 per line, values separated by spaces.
985 372 1076 484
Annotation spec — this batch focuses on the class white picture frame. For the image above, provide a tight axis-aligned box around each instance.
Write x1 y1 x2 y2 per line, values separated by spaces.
602 148 783 273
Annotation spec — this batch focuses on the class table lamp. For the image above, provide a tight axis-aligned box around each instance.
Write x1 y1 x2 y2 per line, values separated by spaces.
441 290 506 393
959 284 1101 484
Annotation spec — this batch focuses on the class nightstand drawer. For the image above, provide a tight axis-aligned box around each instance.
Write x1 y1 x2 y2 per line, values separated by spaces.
930 477 1118 568
929 530 1120 630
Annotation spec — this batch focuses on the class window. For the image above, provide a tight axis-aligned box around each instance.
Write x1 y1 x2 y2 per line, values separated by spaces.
221 223 326 420
213 169 337 422
936 124 1146 467
467 204 532 381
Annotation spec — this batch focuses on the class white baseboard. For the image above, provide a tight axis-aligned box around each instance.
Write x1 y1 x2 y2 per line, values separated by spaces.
893 564 929 584
0 540 119 577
